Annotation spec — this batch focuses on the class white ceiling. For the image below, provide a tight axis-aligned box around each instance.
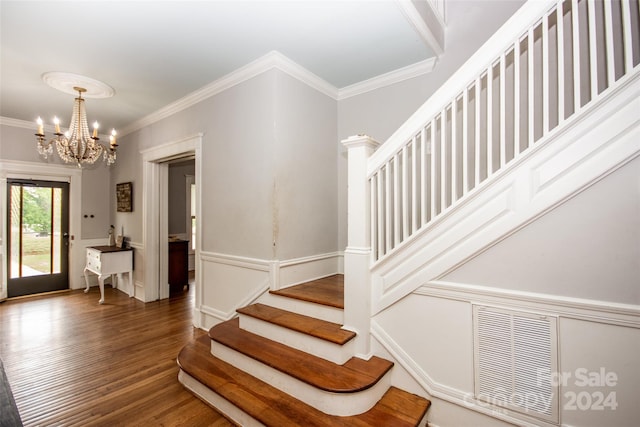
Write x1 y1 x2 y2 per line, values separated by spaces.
1 0 443 134
0 0 530 138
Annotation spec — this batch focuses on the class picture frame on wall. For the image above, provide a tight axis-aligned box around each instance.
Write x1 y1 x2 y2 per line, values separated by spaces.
116 182 133 212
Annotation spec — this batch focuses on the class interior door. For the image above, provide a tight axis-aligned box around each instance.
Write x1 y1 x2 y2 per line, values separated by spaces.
6 179 70 297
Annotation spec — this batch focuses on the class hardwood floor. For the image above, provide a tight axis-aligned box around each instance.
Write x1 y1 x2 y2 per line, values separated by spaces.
0 285 233 426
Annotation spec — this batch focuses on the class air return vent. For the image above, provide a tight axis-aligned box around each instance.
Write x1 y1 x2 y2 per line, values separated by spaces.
473 306 558 423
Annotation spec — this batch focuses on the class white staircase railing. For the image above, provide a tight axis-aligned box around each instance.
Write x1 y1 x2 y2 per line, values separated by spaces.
341 0 639 356
365 0 639 265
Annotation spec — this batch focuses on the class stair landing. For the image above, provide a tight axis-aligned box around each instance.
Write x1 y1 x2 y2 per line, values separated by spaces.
269 274 344 308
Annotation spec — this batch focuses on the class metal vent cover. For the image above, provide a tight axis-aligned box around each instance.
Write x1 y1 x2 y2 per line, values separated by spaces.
473 305 558 423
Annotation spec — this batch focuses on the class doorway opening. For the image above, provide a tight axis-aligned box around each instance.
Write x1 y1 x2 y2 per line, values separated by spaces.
6 179 70 297
168 159 196 295
141 134 202 326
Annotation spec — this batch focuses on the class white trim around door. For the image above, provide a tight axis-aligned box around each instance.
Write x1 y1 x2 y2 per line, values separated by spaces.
0 160 82 300
141 134 202 323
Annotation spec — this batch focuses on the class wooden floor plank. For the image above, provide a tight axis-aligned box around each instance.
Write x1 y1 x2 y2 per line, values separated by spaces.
0 285 233 427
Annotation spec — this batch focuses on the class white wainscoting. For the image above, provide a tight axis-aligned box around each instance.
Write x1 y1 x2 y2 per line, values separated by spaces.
274 252 343 290
372 282 640 427
197 250 342 330
128 241 145 301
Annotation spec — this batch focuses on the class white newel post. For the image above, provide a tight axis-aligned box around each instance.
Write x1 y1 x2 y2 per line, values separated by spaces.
341 135 380 358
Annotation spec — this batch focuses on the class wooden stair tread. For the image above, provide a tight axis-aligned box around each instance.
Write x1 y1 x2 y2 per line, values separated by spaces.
178 335 431 427
269 274 344 308
237 303 356 345
210 318 391 393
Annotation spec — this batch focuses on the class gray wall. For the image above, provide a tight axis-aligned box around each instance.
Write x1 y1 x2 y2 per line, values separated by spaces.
112 68 338 262
444 156 640 305
273 72 338 260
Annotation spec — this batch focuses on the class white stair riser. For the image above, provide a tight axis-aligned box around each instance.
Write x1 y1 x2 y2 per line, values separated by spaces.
238 314 354 365
210 340 390 417
178 370 264 427
259 292 344 324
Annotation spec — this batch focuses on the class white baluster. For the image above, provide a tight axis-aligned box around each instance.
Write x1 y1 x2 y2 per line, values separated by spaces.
587 0 599 100
420 127 428 226
475 78 481 186
430 119 437 219
572 0 582 113
542 12 550 135
514 37 521 157
487 65 494 175
621 0 634 74
462 88 469 195
393 152 401 246
402 145 409 240
499 53 506 167
440 110 446 211
452 97 458 203
385 163 391 254
528 26 535 147
557 2 566 124
411 136 418 233
603 0 616 88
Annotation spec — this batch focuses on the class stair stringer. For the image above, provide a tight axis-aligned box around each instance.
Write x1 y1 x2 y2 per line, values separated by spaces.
370 69 640 316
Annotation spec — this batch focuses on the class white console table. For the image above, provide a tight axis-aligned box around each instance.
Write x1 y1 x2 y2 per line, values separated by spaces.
83 245 133 304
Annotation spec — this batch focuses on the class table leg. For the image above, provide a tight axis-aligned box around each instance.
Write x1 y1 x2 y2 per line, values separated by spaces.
127 271 134 298
83 267 91 294
98 274 107 304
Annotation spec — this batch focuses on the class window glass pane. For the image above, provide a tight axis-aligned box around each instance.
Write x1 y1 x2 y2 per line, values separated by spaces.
9 185 21 278
21 187 52 276
52 188 62 274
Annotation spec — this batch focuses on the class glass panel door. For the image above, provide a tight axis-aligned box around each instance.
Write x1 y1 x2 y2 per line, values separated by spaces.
7 179 70 297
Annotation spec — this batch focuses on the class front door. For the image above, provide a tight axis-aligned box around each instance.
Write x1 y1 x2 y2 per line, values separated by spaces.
6 179 70 297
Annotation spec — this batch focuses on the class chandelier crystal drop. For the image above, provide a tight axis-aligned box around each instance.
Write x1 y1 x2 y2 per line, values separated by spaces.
35 87 117 167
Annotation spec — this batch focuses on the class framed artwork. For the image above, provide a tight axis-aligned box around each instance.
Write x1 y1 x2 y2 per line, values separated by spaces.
116 182 133 212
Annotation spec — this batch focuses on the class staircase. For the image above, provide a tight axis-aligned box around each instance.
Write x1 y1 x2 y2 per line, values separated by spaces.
178 0 639 424
177 275 431 426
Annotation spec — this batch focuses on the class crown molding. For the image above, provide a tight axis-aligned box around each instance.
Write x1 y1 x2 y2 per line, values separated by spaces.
120 51 338 136
115 51 438 137
337 57 437 100
0 116 33 130
4 50 438 139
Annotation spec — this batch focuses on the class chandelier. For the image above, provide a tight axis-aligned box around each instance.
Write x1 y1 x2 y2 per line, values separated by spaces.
35 86 117 167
